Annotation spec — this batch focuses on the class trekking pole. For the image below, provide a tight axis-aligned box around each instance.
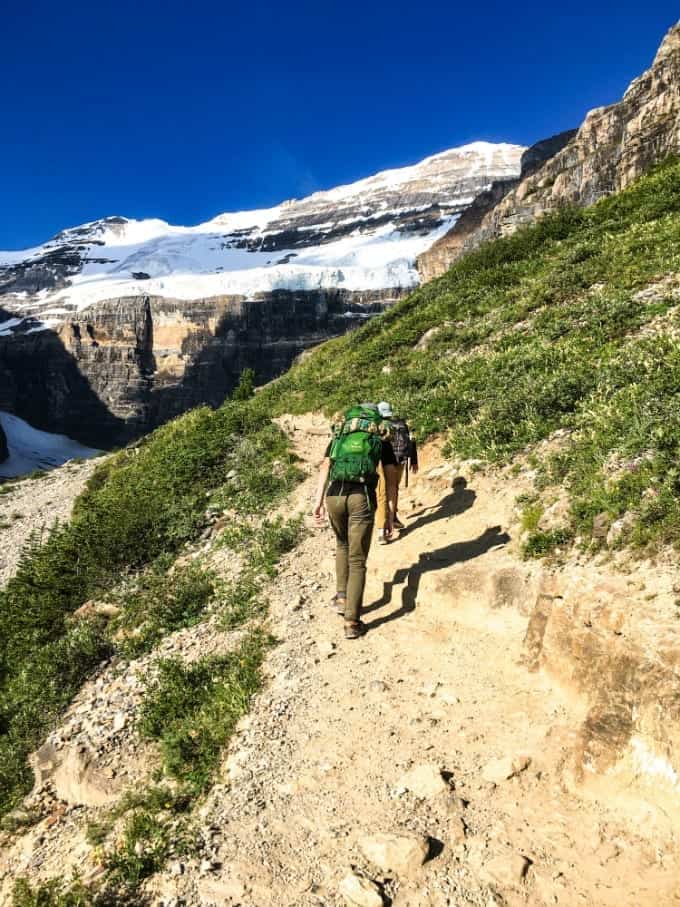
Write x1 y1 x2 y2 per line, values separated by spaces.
405 458 409 489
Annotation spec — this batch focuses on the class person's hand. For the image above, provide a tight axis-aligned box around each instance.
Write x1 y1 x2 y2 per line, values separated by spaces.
313 502 326 525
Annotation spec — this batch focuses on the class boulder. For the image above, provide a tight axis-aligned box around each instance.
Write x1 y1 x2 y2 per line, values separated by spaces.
339 871 384 907
358 832 430 877
32 743 121 807
395 764 449 799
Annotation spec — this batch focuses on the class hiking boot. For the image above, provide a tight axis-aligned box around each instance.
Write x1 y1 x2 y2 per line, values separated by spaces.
344 620 366 639
331 593 346 615
393 515 405 529
377 529 388 545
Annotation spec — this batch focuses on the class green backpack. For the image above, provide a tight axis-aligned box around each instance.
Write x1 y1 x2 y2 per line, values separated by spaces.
329 405 386 484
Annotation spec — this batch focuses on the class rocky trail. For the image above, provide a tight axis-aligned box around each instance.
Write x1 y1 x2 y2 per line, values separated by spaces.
152 417 679 906
1 416 678 905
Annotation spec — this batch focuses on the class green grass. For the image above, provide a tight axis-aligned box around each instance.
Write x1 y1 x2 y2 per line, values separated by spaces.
138 630 269 793
108 559 217 658
256 158 680 553
217 516 305 629
0 402 301 815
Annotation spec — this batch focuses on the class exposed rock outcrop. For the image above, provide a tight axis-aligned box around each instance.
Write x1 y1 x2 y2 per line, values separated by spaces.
418 22 680 280
416 130 576 281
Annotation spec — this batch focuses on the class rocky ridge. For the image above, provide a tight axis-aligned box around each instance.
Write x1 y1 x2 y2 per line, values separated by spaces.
418 22 680 280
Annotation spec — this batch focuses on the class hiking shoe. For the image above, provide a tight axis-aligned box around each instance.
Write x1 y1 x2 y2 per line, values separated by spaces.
377 529 388 545
393 516 405 529
331 593 347 615
344 621 366 639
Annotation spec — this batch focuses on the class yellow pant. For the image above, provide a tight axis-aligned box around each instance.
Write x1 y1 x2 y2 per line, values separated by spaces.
376 462 404 529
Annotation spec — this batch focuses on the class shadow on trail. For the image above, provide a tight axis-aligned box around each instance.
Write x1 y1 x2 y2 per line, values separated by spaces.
397 478 476 538
363 525 511 631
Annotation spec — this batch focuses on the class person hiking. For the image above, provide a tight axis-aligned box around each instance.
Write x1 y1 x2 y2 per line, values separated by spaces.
313 403 398 639
375 401 419 544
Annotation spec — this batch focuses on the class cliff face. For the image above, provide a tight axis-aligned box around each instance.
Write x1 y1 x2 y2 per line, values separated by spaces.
418 23 680 281
417 131 576 281
0 289 397 447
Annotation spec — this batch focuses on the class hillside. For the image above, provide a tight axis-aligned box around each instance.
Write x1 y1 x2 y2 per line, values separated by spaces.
1 153 679 904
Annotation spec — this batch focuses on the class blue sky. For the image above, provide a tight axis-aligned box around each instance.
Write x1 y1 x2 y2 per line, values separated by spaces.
1 1 677 249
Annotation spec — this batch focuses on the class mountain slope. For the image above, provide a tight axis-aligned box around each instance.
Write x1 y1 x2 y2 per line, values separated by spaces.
1 161 679 904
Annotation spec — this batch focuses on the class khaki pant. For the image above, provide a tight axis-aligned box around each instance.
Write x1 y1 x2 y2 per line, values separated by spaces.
376 462 405 529
326 490 374 622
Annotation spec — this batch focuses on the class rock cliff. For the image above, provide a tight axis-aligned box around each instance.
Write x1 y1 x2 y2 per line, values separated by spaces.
418 22 680 280
0 289 396 446
417 131 577 281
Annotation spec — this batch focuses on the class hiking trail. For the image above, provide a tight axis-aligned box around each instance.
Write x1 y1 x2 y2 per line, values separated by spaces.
1 414 677 905
148 413 679 906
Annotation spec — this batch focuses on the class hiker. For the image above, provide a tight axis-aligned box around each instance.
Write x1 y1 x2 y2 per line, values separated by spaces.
375 401 418 544
313 403 398 639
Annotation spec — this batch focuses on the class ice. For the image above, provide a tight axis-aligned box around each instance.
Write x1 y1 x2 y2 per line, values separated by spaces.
0 411 100 478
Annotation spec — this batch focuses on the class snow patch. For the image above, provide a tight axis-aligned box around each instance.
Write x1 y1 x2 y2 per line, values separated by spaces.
0 412 100 478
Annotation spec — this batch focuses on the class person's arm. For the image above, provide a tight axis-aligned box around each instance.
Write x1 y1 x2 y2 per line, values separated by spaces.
314 457 331 524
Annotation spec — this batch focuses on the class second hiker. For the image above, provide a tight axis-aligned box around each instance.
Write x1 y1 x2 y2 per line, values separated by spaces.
375 401 418 544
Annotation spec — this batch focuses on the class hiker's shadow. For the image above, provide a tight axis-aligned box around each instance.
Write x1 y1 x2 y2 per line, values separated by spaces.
363 525 511 631
397 478 476 538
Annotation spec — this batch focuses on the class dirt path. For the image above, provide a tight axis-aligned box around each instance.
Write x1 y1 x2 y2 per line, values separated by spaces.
149 415 679 907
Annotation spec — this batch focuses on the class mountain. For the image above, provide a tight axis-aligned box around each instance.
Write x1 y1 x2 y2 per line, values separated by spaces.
418 21 680 279
0 142 523 453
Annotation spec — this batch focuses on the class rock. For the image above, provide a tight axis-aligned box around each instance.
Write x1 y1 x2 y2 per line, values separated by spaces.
395 764 450 799
71 600 121 621
112 712 127 733
481 851 532 888
481 755 531 784
592 512 610 539
339 871 384 907
606 511 636 547
358 832 430 877
318 640 337 659
48 745 122 807
369 680 389 692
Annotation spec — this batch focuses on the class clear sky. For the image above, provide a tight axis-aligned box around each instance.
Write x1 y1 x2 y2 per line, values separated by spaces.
1 1 677 249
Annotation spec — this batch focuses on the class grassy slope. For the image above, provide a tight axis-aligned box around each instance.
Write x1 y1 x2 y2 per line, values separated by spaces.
3 161 680 889
263 159 680 548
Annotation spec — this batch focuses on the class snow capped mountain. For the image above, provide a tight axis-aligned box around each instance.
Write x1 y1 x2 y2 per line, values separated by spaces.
0 142 524 332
